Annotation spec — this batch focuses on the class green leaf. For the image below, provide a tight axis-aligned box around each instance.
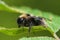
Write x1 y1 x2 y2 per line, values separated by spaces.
19 37 55 40
56 30 60 38
0 1 10 11
0 1 60 40
0 26 53 37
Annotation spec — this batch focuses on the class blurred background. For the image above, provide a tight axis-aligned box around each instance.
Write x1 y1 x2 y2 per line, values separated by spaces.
2 0 60 15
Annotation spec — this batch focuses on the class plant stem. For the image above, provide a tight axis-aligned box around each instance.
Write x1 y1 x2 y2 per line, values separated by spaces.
46 28 60 40
53 33 60 40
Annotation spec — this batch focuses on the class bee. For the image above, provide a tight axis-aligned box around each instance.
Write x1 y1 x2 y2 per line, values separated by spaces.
17 13 49 32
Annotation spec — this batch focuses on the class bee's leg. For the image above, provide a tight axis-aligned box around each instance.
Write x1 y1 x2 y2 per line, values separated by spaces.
28 22 33 32
27 22 32 37
29 26 31 33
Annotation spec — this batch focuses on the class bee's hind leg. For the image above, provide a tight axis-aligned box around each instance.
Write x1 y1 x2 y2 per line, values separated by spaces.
27 22 33 37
